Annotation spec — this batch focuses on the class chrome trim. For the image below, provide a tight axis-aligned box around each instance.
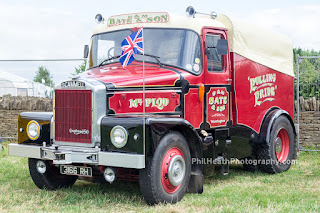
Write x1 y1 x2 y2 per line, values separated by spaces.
8 143 145 169
54 78 106 147
50 116 54 141
110 125 128 148
98 152 145 169
8 143 41 158
26 120 41 141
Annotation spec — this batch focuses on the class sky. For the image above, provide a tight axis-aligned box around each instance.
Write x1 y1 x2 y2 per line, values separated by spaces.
0 0 319 82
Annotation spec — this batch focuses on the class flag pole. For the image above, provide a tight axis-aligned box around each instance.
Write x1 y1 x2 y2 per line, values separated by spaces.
142 28 146 154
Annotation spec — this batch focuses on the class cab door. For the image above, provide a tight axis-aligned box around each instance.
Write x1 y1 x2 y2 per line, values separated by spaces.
202 28 232 130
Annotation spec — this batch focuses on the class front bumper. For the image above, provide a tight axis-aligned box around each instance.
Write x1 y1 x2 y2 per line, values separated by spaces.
8 143 145 169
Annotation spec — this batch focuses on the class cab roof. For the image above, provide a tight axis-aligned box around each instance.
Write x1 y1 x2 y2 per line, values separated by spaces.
93 12 293 77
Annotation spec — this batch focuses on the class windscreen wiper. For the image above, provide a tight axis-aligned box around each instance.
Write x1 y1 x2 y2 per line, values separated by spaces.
98 55 121 67
137 53 163 67
99 53 162 67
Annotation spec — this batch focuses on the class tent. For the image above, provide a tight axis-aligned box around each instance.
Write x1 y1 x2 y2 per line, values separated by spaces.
0 69 52 97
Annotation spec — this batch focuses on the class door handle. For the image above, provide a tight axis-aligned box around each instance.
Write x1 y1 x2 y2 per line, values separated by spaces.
226 79 232 82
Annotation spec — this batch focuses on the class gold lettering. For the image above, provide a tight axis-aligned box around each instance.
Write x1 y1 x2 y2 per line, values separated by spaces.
129 99 138 108
223 97 227 105
209 97 214 105
145 98 152 107
214 97 220 105
156 98 163 110
163 98 169 107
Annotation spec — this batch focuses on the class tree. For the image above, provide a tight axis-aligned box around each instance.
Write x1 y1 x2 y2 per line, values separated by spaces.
294 48 320 98
71 60 87 76
33 66 54 87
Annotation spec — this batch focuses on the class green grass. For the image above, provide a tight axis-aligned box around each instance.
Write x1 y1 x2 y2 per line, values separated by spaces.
1 142 320 212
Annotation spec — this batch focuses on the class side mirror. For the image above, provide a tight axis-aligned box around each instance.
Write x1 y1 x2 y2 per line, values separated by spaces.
216 39 228 55
84 45 89 58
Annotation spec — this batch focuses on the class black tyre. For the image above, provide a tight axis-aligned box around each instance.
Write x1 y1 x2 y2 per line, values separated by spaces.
241 157 258 172
139 131 191 205
258 116 296 173
28 158 77 190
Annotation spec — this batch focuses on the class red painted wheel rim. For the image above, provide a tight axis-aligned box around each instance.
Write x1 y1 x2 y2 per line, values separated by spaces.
161 147 185 193
275 128 290 163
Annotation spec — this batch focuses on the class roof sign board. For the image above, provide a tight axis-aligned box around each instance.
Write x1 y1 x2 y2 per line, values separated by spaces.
107 12 169 27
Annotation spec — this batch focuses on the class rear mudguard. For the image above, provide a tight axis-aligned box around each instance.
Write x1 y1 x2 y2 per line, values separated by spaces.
256 109 296 145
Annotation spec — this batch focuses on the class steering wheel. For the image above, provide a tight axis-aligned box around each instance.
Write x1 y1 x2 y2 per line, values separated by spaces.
107 47 115 59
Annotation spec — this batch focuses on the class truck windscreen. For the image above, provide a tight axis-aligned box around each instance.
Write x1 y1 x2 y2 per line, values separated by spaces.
89 28 202 74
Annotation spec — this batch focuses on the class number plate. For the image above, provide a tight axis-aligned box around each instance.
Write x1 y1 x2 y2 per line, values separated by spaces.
60 165 92 177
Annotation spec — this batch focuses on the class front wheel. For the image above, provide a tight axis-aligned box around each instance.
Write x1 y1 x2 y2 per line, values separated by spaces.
258 115 296 173
139 131 191 205
28 158 77 190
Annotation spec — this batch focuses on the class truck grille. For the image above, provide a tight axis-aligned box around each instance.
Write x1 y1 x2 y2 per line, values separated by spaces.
54 89 92 143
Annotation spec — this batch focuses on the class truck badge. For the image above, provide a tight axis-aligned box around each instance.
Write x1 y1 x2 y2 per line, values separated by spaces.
69 129 90 135
61 81 86 88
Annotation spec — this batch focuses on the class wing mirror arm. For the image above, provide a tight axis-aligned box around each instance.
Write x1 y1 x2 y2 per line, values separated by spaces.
84 45 89 58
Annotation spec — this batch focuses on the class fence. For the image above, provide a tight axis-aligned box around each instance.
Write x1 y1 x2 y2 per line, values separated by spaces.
0 59 85 92
296 55 320 151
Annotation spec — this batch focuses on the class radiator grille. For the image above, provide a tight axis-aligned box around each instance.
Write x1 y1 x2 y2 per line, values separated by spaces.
54 89 92 143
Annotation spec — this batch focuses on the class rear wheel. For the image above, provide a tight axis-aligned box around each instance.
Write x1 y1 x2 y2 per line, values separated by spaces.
139 131 191 205
28 158 77 190
258 116 295 173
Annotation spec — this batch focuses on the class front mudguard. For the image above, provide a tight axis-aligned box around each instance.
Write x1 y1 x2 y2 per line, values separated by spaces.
17 112 53 145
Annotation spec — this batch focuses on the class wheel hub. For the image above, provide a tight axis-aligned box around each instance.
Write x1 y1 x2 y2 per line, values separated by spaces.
275 137 283 153
161 147 185 193
275 128 290 163
168 155 185 187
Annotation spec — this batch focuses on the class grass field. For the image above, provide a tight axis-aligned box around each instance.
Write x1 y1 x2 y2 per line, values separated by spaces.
1 142 320 212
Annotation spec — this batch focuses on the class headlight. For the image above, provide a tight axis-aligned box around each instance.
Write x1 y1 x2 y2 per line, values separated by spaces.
110 126 128 148
27 120 40 140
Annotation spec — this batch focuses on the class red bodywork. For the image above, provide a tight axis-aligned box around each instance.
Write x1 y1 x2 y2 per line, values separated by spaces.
80 27 294 134
233 54 294 133
85 62 180 87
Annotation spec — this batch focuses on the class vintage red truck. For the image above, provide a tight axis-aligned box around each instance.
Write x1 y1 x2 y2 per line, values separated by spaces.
9 7 296 204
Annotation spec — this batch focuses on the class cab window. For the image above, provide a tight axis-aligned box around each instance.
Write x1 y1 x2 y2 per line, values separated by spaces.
206 34 224 72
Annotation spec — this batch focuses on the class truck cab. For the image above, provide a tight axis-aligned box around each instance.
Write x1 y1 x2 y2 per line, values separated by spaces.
9 9 296 205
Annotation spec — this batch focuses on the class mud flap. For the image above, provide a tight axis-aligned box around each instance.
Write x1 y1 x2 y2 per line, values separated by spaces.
188 171 203 194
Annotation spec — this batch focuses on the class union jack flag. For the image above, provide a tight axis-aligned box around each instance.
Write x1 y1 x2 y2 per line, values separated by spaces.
119 28 144 67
